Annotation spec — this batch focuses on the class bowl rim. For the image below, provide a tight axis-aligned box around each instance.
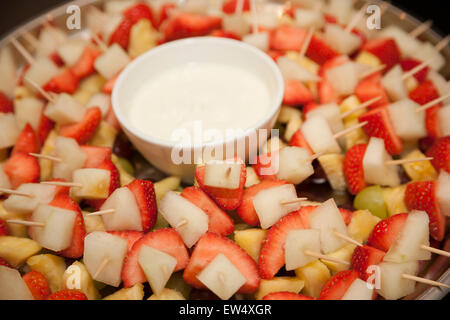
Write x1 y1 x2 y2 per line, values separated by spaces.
111 36 285 149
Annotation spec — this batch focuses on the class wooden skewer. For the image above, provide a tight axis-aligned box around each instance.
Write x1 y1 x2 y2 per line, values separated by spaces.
344 3 369 33
402 274 450 289
385 157 433 166
10 38 35 65
280 198 308 206
22 31 40 48
401 58 434 81
175 219 188 229
93 257 109 279
23 77 55 103
340 96 383 119
85 209 115 217
29 153 62 162
40 181 83 188
309 152 327 161
435 35 450 52
409 20 433 38
333 231 363 247
6 220 45 227
0 187 33 198
304 250 350 266
236 0 245 15
299 26 315 58
333 122 368 140
359 64 386 80
416 92 450 113
420 245 450 258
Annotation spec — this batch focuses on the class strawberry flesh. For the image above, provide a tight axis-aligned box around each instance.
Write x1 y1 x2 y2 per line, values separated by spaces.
343 144 367 195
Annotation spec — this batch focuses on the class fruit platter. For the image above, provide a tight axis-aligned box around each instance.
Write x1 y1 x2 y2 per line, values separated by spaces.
0 0 449 301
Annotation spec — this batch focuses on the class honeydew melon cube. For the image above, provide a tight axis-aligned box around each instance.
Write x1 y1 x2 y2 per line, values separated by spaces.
52 137 87 181
104 0 136 14
325 0 353 24
388 99 426 141
101 14 123 43
36 26 67 58
3 183 57 215
14 96 44 131
436 171 450 217
204 161 241 189
24 57 60 88
363 137 400 187
244 167 260 188
382 65 408 101
294 9 325 29
100 187 142 231
301 116 341 155
44 93 86 125
71 168 111 200
326 62 360 96
181 0 209 14
84 231 128 287
384 210 431 263
86 92 111 117
243 32 269 51
196 253 246 300
377 261 418 300
277 57 320 83
252 184 302 229
0 113 20 149
159 191 208 248
309 199 348 254
378 26 421 57
291 0 322 9
285 229 321 270
0 47 18 96
30 204 77 251
94 43 130 80
276 147 314 184
0 164 11 190
341 278 373 300
439 105 450 136
223 14 250 37
138 245 177 296
428 71 450 105
0 266 34 300
306 103 344 136
57 38 88 66
324 24 362 55
412 42 445 71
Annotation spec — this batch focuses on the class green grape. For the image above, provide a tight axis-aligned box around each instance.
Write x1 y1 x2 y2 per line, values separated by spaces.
354 185 388 219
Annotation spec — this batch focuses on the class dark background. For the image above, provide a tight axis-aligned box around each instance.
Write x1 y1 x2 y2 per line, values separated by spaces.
0 0 449 38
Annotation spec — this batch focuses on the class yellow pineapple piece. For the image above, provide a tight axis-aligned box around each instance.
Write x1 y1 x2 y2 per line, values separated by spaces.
405 76 419 92
245 167 260 188
72 89 94 104
88 121 118 148
82 211 106 233
318 154 347 191
14 85 33 100
148 288 185 300
234 228 267 262
128 19 159 58
347 209 381 243
39 129 58 181
321 244 356 274
278 106 302 124
295 260 331 298
0 236 41 267
340 96 369 150
111 154 135 186
285 112 303 142
340 95 365 121
381 185 408 217
0 201 27 237
154 176 181 204
79 74 106 94
27 254 66 292
402 149 437 182
62 261 100 300
355 51 382 67
261 137 286 154
103 283 144 300
255 277 305 300
285 51 320 75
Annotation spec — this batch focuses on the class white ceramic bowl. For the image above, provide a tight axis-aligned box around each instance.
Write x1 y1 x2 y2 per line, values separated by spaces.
112 37 284 183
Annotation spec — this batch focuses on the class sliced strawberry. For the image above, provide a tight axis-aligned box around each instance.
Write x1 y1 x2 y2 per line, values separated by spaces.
361 38 400 70
105 106 121 131
0 219 9 236
266 50 285 62
0 258 10 267
306 35 340 65
289 129 313 155
324 14 338 24
47 289 87 300
108 231 144 251
283 79 314 106
59 107 102 144
400 58 429 83
269 25 307 51
109 17 134 49
71 46 102 79
296 206 351 228
319 270 360 300
49 51 64 67
183 232 260 293
367 213 408 252
426 136 450 174
405 181 445 241
43 68 79 94
318 55 349 104
126 179 157 232
343 144 367 195
102 73 119 94
424 106 442 139
195 160 246 211
123 3 155 27
302 102 319 120
37 112 54 147
209 29 241 40
11 124 39 156
80 145 112 168
358 107 403 155
0 91 13 113
263 292 315 300
163 12 222 42
350 245 385 281
354 72 390 109
22 270 51 300
339 208 354 225
155 2 177 29
85 159 120 210
49 193 86 258
3 153 40 189
258 209 306 279
251 152 278 181
181 186 234 236
121 228 189 287
222 0 250 14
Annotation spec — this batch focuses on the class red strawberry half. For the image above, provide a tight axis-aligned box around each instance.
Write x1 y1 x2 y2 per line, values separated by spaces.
37 112 55 147
47 289 87 300
367 213 408 252
306 35 340 65
43 68 79 94
263 292 315 300
361 38 400 70
343 144 367 195
22 270 51 300
426 136 450 174
71 46 102 79
108 231 144 252
85 159 120 210
163 12 222 42
3 152 40 189
59 107 102 144
319 270 360 300
80 145 112 168
11 124 39 156
350 245 385 281
283 80 314 106
222 0 250 14
0 91 13 113
126 179 157 232
0 219 9 236
269 25 307 51
355 72 390 109
400 58 429 83
289 129 313 155
252 152 278 181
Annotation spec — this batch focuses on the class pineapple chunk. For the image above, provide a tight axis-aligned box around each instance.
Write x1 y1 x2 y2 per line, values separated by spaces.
128 19 159 58
285 111 303 142
39 130 58 181
245 167 260 188
321 244 356 274
148 288 186 300
234 228 267 262
62 261 100 300
347 210 381 243
0 236 41 267
103 283 144 300
82 211 106 233
402 149 437 181
277 106 302 124
340 96 368 150
381 185 408 217
318 154 347 191
261 137 286 154
27 254 66 292
285 51 320 75
255 277 304 300
154 176 181 203
340 95 365 121
0 201 27 237
88 121 118 148
14 85 33 100
355 51 382 67
405 76 419 92
295 260 331 298
79 74 107 94
111 154 134 186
